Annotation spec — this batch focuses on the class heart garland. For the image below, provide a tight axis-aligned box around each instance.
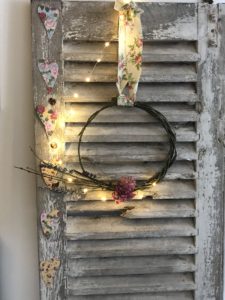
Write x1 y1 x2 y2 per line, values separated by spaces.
38 5 59 40
36 97 58 136
40 258 60 287
40 209 61 238
38 61 59 94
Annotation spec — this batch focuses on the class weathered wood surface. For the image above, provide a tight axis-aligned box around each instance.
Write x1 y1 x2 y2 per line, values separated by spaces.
64 62 197 83
65 143 197 162
64 83 198 103
195 4 224 300
67 273 196 295
65 124 198 143
64 103 198 123
67 255 195 277
32 1 65 299
67 199 196 218
66 237 196 258
65 161 196 180
67 291 194 300
63 41 199 62
63 3 197 41
64 180 196 201
66 217 196 240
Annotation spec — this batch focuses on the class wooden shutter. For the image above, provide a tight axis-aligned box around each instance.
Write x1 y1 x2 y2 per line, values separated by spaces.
32 1 224 299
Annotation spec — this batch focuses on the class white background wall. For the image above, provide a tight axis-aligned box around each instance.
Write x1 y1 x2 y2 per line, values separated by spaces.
0 0 39 299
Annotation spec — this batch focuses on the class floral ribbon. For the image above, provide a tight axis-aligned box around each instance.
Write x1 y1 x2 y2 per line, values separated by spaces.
114 0 143 106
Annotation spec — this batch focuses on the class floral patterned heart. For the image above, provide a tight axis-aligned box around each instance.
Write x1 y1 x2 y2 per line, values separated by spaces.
38 61 59 94
40 209 61 238
36 100 58 136
40 258 60 288
40 162 59 189
38 5 59 39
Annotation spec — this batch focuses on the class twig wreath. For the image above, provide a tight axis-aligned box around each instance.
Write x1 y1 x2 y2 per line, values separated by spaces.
17 0 177 204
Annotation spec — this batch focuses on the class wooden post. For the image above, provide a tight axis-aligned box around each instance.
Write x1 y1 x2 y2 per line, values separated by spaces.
31 1 65 299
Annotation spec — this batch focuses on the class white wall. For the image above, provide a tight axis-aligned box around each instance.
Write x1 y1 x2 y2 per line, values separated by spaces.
0 0 39 299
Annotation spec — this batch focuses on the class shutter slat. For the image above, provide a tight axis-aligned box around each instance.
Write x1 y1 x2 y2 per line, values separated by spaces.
65 124 198 143
64 143 197 162
63 2 197 41
64 83 198 103
67 291 194 300
67 255 195 277
63 41 199 63
67 273 196 295
65 161 196 180
64 181 196 201
67 199 196 218
67 237 196 258
66 217 196 240
65 104 198 123
64 62 197 83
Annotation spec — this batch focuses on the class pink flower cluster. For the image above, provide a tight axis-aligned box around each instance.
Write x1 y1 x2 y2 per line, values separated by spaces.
112 177 136 204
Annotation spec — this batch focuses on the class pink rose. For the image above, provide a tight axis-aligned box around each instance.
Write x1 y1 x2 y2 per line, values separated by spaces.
50 111 58 120
50 63 59 78
36 105 45 114
45 122 52 131
136 38 143 48
45 18 56 30
38 12 46 21
135 55 142 65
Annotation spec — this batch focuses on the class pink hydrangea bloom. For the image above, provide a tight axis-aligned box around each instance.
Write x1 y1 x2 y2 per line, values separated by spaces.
112 177 136 204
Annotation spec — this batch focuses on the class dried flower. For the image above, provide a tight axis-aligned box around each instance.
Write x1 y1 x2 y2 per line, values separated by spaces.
112 177 136 204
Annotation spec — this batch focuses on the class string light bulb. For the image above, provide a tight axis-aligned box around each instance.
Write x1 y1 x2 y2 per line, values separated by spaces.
58 159 63 165
97 58 101 63
67 177 73 183
83 188 88 194
73 93 79 98
69 109 75 116
85 77 90 82
101 196 106 202
152 182 156 186
104 42 110 47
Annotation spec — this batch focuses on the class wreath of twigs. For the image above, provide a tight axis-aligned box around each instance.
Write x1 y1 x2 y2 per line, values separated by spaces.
16 99 177 199
77 99 177 191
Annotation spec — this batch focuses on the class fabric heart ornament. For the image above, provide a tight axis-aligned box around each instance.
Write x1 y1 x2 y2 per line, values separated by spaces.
36 101 58 136
41 209 61 238
38 5 59 39
40 258 60 288
40 162 59 189
38 61 59 93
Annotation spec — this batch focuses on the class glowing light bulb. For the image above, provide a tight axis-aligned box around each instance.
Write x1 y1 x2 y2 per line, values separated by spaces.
69 109 75 116
85 77 90 82
58 159 63 165
59 120 64 128
67 177 73 183
74 93 79 98
120 14 125 20
152 182 156 186
83 188 88 194
104 42 110 47
101 196 106 202
97 58 101 63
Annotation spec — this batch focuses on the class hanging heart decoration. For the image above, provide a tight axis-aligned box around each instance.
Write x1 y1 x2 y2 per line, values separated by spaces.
40 161 59 189
38 61 59 94
40 209 61 238
38 5 59 40
40 258 60 288
36 98 58 136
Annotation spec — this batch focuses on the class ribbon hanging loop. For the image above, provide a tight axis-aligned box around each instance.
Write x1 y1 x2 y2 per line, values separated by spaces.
114 0 143 106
